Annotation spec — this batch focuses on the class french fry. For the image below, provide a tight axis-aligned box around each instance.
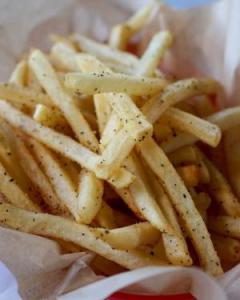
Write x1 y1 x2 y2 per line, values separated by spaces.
124 153 174 236
189 189 211 221
91 255 126 276
194 95 215 117
29 49 99 152
198 150 240 217
208 216 240 240
153 123 172 144
77 169 103 224
161 107 240 153
161 108 221 148
168 146 198 166
0 203 168 269
72 34 139 67
142 78 220 124
137 31 173 77
95 201 117 229
211 234 240 265
137 137 222 275
109 0 156 50
144 164 192 265
9 60 27 86
26 67 43 92
65 72 168 96
103 93 153 141
0 161 40 212
50 41 79 71
15 135 68 215
224 125 240 199
94 222 161 250
0 83 52 107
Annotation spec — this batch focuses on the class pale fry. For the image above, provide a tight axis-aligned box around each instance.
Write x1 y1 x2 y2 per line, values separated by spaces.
9 60 27 86
137 31 173 77
104 93 153 141
0 203 168 269
162 108 221 148
29 49 99 152
15 135 68 215
142 78 220 124
137 137 222 275
0 83 53 107
29 138 83 220
77 169 103 224
0 161 40 212
208 216 240 239
94 222 161 250
65 72 168 96
224 125 240 199
168 146 198 166
72 34 139 67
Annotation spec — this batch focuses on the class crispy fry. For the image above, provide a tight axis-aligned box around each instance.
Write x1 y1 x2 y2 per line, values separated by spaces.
94 222 160 250
142 78 220 124
0 203 168 269
137 137 222 275
77 169 103 224
137 31 173 77
65 72 168 96
208 216 240 239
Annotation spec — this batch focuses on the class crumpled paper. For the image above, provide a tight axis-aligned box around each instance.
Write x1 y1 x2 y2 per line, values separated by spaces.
0 0 240 299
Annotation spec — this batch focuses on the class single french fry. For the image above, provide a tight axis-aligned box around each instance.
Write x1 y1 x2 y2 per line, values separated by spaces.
0 83 53 107
161 108 221 148
208 216 240 240
0 203 168 269
72 34 139 67
29 49 99 152
0 160 40 212
9 60 27 86
198 150 240 217
176 165 200 188
224 125 240 199
194 95 215 117
137 137 222 275
95 201 117 229
144 164 192 266
94 222 161 250
77 169 103 224
26 67 43 92
15 135 68 215
65 72 168 96
109 0 157 50
91 255 126 276
189 189 211 221
168 146 198 166
142 78 220 124
137 31 173 77
153 123 172 144
161 107 240 153
211 234 240 264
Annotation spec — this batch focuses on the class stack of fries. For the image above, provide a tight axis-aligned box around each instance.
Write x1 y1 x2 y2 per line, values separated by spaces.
1 1 240 277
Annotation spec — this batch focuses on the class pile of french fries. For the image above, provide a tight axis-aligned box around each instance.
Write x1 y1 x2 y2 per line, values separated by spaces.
1 1 240 277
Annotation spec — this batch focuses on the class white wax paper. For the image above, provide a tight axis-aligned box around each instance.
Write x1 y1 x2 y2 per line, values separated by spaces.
0 0 240 299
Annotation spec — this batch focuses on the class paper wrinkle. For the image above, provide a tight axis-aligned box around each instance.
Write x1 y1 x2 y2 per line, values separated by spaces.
0 0 240 299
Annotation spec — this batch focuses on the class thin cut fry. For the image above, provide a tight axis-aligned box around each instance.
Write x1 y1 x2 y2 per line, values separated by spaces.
95 201 117 229
137 31 173 77
161 108 221 148
29 49 99 152
208 216 240 239
9 60 27 86
65 72 168 96
77 169 103 224
94 222 160 250
137 137 222 275
142 78 220 124
198 150 240 217
0 203 168 269
72 34 139 67
168 146 198 166
0 160 40 212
